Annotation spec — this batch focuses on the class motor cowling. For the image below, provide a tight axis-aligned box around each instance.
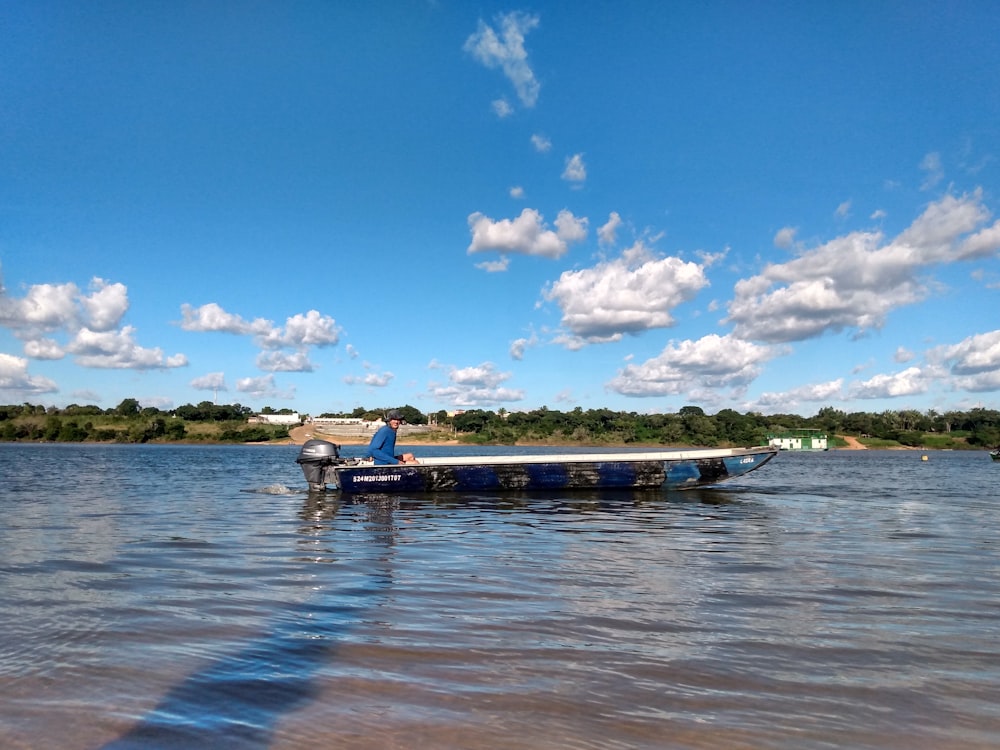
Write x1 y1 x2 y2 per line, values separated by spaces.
295 439 341 491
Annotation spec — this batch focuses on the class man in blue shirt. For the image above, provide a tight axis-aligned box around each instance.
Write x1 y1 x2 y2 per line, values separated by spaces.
368 409 419 465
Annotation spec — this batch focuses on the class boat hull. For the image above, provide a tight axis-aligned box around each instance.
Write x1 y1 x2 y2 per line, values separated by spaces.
330 446 778 494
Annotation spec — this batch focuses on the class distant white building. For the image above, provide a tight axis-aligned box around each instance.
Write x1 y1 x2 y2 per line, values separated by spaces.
311 417 365 427
767 428 829 451
250 412 301 425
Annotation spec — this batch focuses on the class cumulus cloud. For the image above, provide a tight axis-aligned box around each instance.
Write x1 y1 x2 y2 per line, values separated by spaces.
849 366 930 399
746 379 845 413
181 303 340 370
271 310 340 349
66 326 188 369
256 351 315 372
0 280 77 335
343 361 394 388
0 275 130 338
509 186 525 199
509 333 538 361
598 212 622 246
235 374 294 400
343 370 394 387
179 302 272 336
23 338 64 360
928 328 1000 392
191 372 227 391
427 361 524 407
464 11 541 109
475 256 511 273
543 242 710 346
0 352 58 395
531 133 551 152
79 278 129 331
0 272 185 374
607 334 781 398
774 227 797 248
727 191 1000 343
562 153 586 185
492 98 514 118
467 207 586 260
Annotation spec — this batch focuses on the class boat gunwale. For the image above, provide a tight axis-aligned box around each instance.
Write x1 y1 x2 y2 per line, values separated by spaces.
339 445 777 470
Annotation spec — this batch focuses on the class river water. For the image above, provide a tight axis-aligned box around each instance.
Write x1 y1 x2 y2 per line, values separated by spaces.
1 443 997 749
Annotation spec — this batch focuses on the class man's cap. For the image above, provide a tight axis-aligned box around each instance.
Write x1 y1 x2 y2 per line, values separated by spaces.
386 409 404 422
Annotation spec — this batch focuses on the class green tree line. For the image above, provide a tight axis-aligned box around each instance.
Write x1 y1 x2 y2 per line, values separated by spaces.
0 400 289 444
3 400 999 448
324 404 1000 449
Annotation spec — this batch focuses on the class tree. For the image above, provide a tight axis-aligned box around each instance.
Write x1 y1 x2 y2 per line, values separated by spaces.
115 398 141 417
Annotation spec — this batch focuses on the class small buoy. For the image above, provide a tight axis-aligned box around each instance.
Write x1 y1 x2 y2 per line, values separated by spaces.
921 455 928 461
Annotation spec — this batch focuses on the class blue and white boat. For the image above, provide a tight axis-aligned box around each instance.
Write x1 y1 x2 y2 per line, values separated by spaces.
296 440 778 494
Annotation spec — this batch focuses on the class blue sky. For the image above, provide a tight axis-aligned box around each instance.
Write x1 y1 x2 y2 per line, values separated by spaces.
2 1 999 417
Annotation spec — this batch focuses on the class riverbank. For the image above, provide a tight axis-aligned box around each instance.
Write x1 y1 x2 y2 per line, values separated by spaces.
282 426 875 451
283 424 459 447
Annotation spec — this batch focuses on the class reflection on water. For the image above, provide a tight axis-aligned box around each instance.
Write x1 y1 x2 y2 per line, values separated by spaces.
1 445 999 749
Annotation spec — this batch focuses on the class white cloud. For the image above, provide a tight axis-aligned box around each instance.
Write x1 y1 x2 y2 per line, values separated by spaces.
179 302 271 335
235 374 294 400
598 212 622 246
0 352 58 394
79 278 129 332
509 186 524 199
0 280 78 335
0 274 117 339
849 366 929 399
920 151 944 190
727 191 1000 343
562 153 586 185
928 328 1000 392
777 225 806 248
256 351 315 372
543 242 710 345
0 274 190 373
66 326 188 369
492 98 513 118
746 379 845 413
191 372 227 390
531 133 551 152
509 333 538 361
23 338 64 360
475 256 511 273
835 200 852 219
607 334 781 397
464 11 541 108
343 360 394 388
554 209 588 243
181 303 340 367
956 218 1000 259
343 370 394 387
140 395 175 410
894 346 914 363
271 310 340 349
427 361 524 407
467 207 585 259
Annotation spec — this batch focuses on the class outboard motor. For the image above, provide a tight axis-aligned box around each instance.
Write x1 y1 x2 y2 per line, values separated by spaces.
296 439 341 491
